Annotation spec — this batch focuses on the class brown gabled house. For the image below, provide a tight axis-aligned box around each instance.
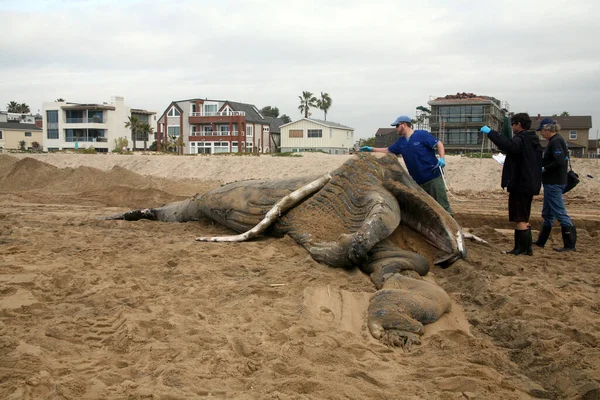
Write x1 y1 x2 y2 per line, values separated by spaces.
531 115 592 157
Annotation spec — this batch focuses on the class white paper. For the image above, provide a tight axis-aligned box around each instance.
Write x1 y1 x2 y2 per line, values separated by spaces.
492 153 506 165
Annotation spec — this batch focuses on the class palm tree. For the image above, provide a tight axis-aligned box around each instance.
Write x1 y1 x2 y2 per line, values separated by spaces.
298 91 317 118
316 92 332 121
18 103 30 114
124 115 141 151
6 101 20 113
140 122 154 150
560 111 570 117
55 98 65 102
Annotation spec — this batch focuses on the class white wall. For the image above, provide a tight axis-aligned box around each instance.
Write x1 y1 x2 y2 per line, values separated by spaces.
280 119 354 153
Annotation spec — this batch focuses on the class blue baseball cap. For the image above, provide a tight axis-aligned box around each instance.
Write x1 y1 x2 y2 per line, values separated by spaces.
391 115 411 126
535 117 554 131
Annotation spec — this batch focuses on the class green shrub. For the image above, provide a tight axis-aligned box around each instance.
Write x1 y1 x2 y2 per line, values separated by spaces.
113 137 129 153
271 152 302 157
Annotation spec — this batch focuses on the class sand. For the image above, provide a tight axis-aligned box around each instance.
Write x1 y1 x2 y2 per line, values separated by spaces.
0 152 599 399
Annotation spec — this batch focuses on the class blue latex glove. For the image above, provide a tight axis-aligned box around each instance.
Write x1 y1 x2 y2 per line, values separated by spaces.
480 126 491 134
436 157 446 168
359 146 373 152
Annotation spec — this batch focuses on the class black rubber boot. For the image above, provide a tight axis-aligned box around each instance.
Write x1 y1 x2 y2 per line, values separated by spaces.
555 225 577 252
534 224 552 248
503 229 519 254
504 229 532 256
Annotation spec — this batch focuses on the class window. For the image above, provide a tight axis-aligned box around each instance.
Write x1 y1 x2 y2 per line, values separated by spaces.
66 110 84 123
569 130 577 140
289 129 303 138
167 107 181 117
221 106 232 115
445 128 481 145
246 125 254 137
204 103 218 116
217 125 230 136
168 126 181 136
25 132 32 137
0 130 3 140
307 129 322 138
47 129 59 139
88 110 103 123
263 126 270 133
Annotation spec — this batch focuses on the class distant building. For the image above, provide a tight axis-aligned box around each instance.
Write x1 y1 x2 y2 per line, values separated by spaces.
279 118 354 154
428 92 508 153
264 116 286 153
42 96 156 152
156 99 277 155
0 122 43 151
532 114 592 157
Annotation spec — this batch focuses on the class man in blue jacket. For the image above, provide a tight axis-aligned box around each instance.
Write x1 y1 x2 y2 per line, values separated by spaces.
480 113 543 256
359 115 453 216
534 118 576 252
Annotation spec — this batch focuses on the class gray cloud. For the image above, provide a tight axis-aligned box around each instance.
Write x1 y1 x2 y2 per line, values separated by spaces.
1 0 599 139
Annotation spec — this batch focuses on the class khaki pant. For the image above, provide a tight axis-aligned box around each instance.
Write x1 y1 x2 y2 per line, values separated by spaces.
420 175 454 217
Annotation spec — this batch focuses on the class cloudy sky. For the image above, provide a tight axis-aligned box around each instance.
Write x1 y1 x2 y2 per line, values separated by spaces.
1 0 599 139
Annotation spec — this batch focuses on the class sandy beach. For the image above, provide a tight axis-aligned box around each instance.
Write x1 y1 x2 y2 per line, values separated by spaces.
1 152 599 399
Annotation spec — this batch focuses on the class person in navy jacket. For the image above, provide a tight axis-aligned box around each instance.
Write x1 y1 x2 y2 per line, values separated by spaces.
360 115 453 216
534 118 576 252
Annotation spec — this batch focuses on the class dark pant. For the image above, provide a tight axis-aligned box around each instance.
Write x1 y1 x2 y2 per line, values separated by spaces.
420 175 454 216
508 191 533 223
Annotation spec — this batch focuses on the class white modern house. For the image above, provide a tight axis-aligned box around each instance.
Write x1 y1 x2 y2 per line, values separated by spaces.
279 118 354 154
42 96 156 152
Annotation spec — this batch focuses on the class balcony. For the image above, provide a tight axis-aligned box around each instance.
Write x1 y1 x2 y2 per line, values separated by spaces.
190 131 239 137
189 111 246 125
190 111 245 117
65 117 105 124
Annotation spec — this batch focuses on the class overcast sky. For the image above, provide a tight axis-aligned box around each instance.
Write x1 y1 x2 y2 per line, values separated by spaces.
1 0 599 139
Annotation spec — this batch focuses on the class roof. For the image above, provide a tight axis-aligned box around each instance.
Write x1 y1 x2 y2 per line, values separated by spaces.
428 92 502 106
61 104 116 111
531 115 592 130
539 139 586 149
375 128 396 137
162 98 268 124
224 101 265 123
131 109 156 115
264 116 286 133
0 122 42 131
280 118 354 130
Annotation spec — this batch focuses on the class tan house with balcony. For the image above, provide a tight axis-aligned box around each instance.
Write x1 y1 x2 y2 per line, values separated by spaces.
42 96 156 152
156 98 276 154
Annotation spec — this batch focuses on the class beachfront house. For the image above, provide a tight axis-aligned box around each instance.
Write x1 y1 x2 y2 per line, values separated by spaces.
41 96 156 152
279 118 354 154
374 93 507 153
157 99 281 155
427 93 508 153
531 114 592 157
0 120 43 152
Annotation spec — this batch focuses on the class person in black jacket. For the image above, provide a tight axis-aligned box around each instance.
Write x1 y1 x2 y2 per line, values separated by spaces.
480 113 543 255
533 118 576 252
